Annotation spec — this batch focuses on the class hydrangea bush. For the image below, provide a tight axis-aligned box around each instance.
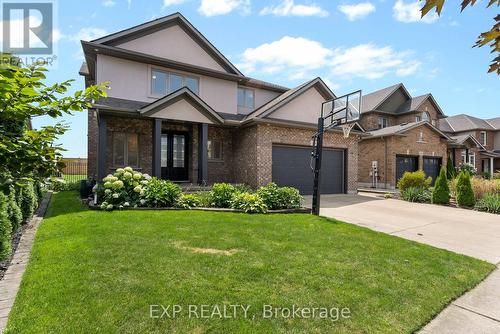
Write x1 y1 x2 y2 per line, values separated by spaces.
100 167 150 210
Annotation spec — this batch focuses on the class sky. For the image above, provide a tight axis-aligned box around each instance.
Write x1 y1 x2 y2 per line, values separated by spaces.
4 0 500 157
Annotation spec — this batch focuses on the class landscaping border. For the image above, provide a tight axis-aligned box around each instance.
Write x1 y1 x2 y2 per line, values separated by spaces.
0 191 52 332
88 202 311 214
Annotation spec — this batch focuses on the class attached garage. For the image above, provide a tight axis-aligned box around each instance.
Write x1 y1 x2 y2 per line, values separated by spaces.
423 157 442 185
272 145 345 195
396 155 418 186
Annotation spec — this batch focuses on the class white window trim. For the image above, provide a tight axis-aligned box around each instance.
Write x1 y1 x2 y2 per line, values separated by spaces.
148 65 200 98
480 131 487 146
378 116 389 129
468 153 475 167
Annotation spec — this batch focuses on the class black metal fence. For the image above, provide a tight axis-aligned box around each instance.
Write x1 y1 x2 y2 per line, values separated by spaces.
52 158 87 183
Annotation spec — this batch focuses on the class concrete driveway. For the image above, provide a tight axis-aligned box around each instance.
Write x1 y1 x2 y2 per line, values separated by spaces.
303 194 500 264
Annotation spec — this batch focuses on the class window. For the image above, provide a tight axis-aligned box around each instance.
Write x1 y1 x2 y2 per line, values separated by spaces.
461 150 467 164
479 131 487 146
237 87 254 109
418 131 424 142
421 112 430 122
469 153 475 167
378 117 389 129
207 139 222 160
151 69 199 96
113 133 139 167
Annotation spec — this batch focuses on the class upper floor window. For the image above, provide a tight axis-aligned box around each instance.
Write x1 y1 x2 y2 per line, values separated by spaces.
421 112 430 122
151 69 199 96
237 87 254 109
479 131 487 146
112 132 139 167
378 116 389 129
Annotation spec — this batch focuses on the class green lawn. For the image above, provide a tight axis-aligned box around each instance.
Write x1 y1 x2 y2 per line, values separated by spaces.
5 192 494 333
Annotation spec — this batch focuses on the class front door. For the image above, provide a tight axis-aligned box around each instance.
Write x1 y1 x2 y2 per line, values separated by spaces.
161 132 188 181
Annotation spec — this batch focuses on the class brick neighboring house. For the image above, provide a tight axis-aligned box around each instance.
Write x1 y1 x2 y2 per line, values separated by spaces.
81 13 364 195
438 114 500 175
358 83 451 189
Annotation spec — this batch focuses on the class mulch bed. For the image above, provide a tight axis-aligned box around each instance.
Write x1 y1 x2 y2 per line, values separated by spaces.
0 224 29 281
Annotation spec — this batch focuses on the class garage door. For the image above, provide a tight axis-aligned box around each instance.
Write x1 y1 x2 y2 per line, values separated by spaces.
396 155 418 186
423 157 442 185
272 145 345 195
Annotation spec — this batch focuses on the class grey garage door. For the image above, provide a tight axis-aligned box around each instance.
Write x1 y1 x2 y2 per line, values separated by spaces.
396 155 418 186
423 157 442 185
272 145 345 195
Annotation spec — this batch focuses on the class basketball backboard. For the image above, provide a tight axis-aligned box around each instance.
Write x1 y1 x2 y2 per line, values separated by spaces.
322 90 361 129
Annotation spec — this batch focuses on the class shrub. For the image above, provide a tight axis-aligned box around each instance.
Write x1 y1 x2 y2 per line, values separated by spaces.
191 192 212 207
233 184 253 194
231 193 267 213
397 171 432 192
0 192 13 261
432 167 450 204
257 183 302 210
475 193 500 214
210 183 238 208
446 156 455 180
141 177 181 208
34 181 43 202
6 190 22 232
457 163 476 176
456 171 475 207
401 187 431 203
176 194 201 209
47 177 79 191
100 167 151 210
384 192 393 199
471 177 500 200
19 183 36 222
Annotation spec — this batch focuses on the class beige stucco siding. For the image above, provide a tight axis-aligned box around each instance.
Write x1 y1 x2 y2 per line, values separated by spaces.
116 25 227 72
149 99 215 124
96 54 237 114
237 87 281 115
266 87 324 124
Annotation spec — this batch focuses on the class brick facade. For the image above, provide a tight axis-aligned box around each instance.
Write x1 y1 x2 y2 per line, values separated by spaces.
87 109 98 180
358 125 448 188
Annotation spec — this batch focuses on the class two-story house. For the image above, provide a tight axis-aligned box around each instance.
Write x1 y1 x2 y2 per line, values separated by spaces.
439 114 500 175
80 13 364 195
357 83 451 189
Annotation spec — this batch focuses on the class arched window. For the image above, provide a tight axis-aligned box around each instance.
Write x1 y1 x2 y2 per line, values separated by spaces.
421 112 430 122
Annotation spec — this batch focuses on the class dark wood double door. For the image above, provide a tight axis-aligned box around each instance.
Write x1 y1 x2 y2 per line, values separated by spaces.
161 132 188 181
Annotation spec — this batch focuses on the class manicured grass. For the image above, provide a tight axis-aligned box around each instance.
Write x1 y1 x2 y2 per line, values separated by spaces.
5 192 494 333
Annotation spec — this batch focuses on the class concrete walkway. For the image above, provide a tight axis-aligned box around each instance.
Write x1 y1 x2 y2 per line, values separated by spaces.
303 194 500 333
0 192 51 332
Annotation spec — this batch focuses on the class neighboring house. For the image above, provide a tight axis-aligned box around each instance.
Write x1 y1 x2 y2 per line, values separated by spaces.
358 83 450 189
80 13 363 195
439 114 500 175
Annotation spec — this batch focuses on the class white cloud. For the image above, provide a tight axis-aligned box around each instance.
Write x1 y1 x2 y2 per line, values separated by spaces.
396 60 421 76
322 78 340 91
198 0 250 17
239 36 332 74
330 44 416 79
393 0 438 24
102 0 116 7
163 0 188 7
338 2 375 21
260 0 328 17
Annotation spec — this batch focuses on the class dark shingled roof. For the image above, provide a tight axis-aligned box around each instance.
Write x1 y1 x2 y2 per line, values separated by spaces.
486 117 500 129
361 83 403 113
396 94 429 114
439 114 496 132
366 121 450 139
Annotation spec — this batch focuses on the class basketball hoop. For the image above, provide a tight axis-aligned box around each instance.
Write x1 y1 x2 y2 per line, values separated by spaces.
341 123 356 138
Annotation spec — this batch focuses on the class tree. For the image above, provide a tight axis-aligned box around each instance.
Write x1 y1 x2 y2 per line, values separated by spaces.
432 167 450 204
0 56 107 189
456 170 476 207
421 0 499 74
446 154 455 180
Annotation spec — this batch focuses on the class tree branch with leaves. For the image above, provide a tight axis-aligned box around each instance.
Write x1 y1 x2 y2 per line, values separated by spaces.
0 57 107 188
421 0 499 74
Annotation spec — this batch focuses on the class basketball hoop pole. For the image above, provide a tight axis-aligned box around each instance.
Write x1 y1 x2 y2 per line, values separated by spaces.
311 117 324 215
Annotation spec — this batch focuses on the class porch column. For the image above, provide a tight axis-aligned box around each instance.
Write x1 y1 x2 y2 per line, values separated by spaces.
97 114 107 180
153 119 162 178
491 157 495 178
198 123 208 185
